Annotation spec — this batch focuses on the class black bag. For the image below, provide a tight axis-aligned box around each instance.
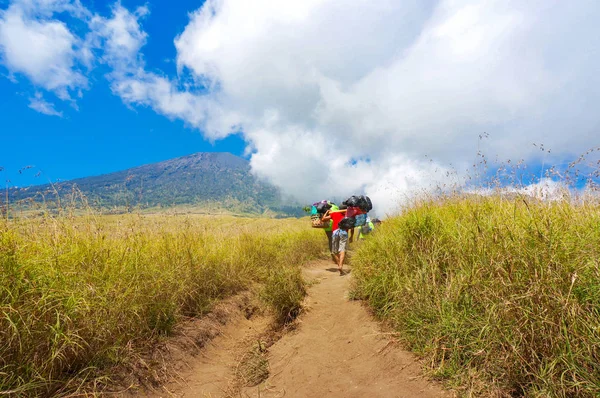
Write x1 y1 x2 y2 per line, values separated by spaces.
357 195 372 212
338 217 356 231
342 196 360 207
356 196 367 211
316 202 331 214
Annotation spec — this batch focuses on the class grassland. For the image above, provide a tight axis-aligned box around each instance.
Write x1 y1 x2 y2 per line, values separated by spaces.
352 195 600 397
0 212 324 396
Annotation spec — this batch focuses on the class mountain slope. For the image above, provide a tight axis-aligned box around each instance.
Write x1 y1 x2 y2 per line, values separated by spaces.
8 153 300 215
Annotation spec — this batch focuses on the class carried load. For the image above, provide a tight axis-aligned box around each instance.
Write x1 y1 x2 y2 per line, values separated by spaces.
342 195 372 213
311 200 333 215
338 216 356 231
309 195 373 229
342 195 372 227
310 200 335 228
354 213 367 227
360 217 373 235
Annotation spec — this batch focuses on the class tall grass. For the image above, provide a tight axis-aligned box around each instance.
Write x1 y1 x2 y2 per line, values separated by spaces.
0 213 323 396
353 195 600 397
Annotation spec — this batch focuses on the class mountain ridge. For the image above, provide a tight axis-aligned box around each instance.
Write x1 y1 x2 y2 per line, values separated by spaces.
6 152 301 216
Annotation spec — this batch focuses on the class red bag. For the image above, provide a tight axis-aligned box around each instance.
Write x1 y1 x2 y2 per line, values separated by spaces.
345 206 365 218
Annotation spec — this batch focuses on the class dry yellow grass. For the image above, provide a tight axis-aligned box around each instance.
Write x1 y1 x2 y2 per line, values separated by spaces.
0 212 324 396
353 195 600 397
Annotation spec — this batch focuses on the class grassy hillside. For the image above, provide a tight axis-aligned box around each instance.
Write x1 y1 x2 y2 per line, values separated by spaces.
352 196 600 397
5 153 303 216
0 212 323 396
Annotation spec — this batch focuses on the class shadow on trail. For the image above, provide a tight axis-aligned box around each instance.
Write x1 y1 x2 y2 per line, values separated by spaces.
325 268 352 275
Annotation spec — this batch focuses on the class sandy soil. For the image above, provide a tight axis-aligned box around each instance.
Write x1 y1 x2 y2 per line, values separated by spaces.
141 260 451 398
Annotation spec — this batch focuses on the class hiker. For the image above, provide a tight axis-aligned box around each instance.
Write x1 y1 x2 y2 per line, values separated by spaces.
323 202 339 259
357 217 375 240
338 204 357 243
341 195 372 243
321 208 350 275
357 217 381 239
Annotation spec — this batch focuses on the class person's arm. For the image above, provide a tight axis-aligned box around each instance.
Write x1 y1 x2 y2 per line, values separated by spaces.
321 210 332 221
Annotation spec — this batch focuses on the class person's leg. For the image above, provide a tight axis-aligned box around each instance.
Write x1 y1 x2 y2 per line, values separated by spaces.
325 230 335 262
331 232 341 265
332 252 340 265
325 230 333 250
349 228 355 243
337 232 348 274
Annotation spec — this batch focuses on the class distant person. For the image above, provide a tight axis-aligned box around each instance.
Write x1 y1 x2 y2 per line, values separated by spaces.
357 217 382 239
322 208 349 275
357 217 375 240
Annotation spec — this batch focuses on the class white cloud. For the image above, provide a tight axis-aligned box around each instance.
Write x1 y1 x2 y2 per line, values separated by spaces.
468 178 573 202
88 4 234 134
161 0 600 214
28 92 62 116
89 4 148 71
0 0 88 99
13 0 89 19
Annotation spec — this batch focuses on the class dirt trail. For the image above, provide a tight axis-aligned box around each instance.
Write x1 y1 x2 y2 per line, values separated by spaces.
144 260 450 398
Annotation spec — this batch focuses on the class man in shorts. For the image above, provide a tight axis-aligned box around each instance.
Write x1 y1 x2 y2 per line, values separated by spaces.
322 208 349 275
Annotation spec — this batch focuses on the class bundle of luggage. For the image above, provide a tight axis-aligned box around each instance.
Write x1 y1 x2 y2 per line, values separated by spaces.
339 195 372 228
310 200 334 228
309 195 373 229
342 195 372 212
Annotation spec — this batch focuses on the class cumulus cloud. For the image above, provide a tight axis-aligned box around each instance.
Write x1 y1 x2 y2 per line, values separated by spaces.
0 0 89 99
28 92 63 116
165 0 600 214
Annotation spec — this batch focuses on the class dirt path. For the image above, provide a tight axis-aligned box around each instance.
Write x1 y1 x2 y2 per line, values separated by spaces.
144 260 451 398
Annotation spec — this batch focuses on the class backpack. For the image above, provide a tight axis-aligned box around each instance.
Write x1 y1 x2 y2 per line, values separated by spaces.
338 217 356 231
361 222 372 235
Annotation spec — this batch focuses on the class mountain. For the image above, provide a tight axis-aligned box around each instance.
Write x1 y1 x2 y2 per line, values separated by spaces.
6 152 301 216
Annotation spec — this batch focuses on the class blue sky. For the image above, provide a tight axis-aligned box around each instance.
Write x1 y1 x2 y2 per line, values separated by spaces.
0 0 248 188
1 0 599 212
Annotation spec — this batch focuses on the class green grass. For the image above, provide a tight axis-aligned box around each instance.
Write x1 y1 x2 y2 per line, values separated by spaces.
352 195 600 397
0 213 324 396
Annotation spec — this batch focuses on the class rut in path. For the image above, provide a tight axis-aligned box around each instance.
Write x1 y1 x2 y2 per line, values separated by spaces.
145 260 451 398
